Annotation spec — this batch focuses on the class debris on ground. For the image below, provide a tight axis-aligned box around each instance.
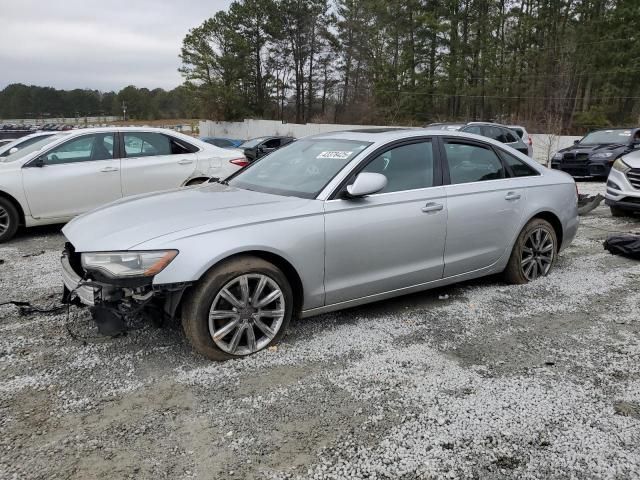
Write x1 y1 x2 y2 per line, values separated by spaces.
577 193 605 215
603 233 640 259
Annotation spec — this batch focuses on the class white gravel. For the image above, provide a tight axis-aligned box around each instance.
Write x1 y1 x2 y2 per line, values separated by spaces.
1 182 640 479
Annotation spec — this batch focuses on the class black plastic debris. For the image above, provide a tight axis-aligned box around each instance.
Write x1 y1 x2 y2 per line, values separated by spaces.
603 233 640 260
577 194 604 215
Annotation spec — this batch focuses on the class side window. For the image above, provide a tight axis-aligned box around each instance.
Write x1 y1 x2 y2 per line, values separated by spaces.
498 149 539 177
168 136 198 154
360 141 434 193
42 133 114 165
464 125 482 135
444 141 505 184
484 126 508 143
212 139 232 148
124 132 171 158
503 129 518 143
263 138 281 149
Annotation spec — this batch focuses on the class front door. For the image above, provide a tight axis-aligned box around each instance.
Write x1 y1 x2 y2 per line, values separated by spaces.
324 140 447 305
22 132 121 219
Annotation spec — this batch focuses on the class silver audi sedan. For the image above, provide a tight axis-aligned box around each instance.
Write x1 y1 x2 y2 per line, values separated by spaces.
61 128 578 360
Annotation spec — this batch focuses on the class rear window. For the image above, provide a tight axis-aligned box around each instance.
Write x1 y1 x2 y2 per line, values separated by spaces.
511 128 525 139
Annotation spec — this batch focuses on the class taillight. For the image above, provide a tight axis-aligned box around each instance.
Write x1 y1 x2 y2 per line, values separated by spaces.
528 135 533 146
230 158 249 167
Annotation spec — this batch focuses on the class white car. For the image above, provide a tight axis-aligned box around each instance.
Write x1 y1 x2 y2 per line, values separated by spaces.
605 150 640 216
0 131 60 158
0 127 247 242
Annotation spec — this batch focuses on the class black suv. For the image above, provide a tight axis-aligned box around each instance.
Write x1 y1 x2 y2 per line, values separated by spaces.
459 122 530 157
550 128 639 178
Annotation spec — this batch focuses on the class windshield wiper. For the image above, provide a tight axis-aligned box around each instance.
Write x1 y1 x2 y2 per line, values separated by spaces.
209 177 229 185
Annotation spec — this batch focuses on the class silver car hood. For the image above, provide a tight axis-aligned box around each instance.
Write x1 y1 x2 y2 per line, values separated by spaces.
622 150 640 168
63 183 313 251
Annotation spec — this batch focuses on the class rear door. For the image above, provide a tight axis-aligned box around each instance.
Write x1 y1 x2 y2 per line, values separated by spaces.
441 138 526 277
22 132 122 219
120 131 198 195
324 139 447 304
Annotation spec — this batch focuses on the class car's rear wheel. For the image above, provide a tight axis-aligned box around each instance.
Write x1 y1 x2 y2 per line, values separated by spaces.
182 256 293 361
0 198 19 243
610 206 627 217
504 218 557 284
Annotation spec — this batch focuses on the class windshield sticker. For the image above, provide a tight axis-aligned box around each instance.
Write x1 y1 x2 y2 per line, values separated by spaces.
317 151 353 160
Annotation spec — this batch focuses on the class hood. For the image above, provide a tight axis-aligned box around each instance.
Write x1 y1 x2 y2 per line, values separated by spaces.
621 149 640 168
558 142 629 155
63 183 313 251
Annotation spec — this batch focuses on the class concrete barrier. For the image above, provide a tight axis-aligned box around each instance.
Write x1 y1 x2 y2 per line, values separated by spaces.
200 119 582 165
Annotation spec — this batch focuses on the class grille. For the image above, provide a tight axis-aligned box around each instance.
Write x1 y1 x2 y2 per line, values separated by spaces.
562 152 589 166
627 169 640 189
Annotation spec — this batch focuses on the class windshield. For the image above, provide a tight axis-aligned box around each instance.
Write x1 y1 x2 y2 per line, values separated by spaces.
0 134 55 157
1 134 64 163
580 129 632 145
228 139 372 198
239 137 267 148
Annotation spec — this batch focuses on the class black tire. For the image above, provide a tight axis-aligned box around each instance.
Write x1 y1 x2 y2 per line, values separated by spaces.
181 256 293 361
610 206 627 217
0 197 19 243
504 218 558 285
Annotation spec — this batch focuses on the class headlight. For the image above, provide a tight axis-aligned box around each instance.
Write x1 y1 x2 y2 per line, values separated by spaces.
612 158 631 173
552 152 563 160
591 152 614 159
81 250 178 278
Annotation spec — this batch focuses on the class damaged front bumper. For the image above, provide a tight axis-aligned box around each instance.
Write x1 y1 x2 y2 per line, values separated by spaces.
61 244 189 335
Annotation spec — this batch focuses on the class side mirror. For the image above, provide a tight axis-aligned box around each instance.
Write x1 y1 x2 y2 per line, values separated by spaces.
31 157 45 168
346 172 387 198
573 139 580 145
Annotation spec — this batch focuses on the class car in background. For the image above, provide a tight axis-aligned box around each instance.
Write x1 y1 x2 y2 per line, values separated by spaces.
200 137 243 149
240 136 295 162
550 128 638 179
425 123 465 131
604 148 640 216
508 125 533 158
459 122 530 157
60 128 577 360
0 127 247 242
0 132 60 158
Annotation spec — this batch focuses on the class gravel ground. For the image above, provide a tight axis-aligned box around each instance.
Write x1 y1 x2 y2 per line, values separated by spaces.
1 181 639 479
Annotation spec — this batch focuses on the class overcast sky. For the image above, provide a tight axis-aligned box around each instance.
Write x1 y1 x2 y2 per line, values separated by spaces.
0 0 232 92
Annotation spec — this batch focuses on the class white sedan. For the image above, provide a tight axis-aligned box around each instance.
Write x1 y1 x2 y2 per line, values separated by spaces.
0 127 247 242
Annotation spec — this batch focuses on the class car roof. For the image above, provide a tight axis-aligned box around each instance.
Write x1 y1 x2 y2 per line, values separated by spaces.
307 127 515 145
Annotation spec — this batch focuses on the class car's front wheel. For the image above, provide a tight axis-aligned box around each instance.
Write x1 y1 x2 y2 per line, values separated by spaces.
504 218 558 284
0 198 19 243
610 206 627 217
182 256 293 360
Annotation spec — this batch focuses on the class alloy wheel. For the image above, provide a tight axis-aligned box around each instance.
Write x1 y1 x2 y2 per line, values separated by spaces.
0 206 9 235
208 274 285 356
521 227 555 281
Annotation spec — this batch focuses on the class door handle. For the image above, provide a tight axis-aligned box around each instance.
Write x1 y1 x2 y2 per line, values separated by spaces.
178 159 194 165
505 192 521 201
100 167 119 173
421 202 444 213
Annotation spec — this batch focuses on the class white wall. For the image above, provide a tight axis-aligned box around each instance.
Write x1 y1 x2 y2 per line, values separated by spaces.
1 116 120 125
200 119 581 164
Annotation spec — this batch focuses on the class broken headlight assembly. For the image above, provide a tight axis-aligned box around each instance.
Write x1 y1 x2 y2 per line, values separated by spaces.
81 250 178 279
